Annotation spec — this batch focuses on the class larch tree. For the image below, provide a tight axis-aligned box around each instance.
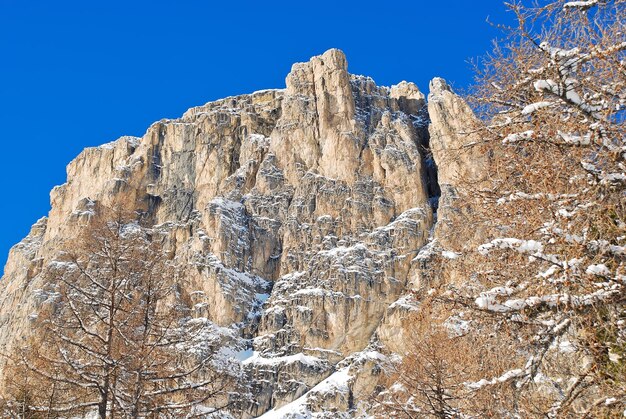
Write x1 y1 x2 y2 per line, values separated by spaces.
382 0 625 417
2 206 233 418
466 0 625 415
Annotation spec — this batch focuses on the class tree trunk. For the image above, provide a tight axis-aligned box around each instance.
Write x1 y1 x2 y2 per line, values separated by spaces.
98 390 108 419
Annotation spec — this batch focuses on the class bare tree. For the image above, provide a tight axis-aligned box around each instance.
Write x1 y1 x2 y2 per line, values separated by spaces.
378 323 475 418
381 1 625 417
3 207 232 418
375 300 520 419
461 0 625 415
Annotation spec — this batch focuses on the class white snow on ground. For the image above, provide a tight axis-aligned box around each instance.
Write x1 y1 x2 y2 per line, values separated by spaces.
233 348 254 362
389 294 420 311
311 368 352 393
209 197 245 212
441 250 461 259
242 352 326 367
96 136 140 150
413 239 437 262
190 406 236 418
257 368 352 419
350 349 387 364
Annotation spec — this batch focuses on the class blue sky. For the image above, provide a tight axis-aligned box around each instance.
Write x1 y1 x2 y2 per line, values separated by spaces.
0 0 513 271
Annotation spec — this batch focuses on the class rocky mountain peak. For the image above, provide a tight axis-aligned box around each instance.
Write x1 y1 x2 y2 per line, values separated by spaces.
0 49 480 418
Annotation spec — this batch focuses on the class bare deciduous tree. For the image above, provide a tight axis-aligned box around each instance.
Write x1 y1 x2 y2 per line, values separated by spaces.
464 0 625 415
381 0 625 417
3 207 233 418
375 301 521 419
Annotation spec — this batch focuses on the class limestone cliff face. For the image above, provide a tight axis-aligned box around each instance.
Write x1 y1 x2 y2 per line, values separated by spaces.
427 78 489 251
0 49 479 418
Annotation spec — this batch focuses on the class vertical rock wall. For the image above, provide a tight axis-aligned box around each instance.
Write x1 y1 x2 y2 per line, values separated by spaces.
0 49 480 418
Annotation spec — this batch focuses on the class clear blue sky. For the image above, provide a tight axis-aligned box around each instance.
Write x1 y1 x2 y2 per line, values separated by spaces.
0 0 513 271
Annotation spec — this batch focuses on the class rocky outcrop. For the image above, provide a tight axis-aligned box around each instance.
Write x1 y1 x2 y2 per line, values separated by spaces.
0 49 481 417
427 77 488 250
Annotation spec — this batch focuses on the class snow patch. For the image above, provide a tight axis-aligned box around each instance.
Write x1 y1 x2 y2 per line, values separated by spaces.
257 368 352 419
242 352 326 368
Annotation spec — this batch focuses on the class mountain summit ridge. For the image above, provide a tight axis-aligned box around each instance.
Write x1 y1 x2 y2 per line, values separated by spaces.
0 49 476 418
